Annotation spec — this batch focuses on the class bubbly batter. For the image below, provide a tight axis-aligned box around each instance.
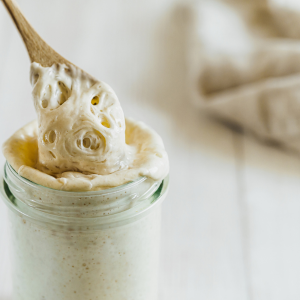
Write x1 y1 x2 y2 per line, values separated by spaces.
3 63 169 191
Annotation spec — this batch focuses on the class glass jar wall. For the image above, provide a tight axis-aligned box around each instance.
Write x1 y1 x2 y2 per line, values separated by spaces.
1 162 169 300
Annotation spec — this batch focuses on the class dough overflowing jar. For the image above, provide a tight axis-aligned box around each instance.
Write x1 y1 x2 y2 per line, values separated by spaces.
0 162 169 300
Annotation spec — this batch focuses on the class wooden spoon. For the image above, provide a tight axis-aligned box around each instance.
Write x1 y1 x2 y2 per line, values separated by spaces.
1 0 94 78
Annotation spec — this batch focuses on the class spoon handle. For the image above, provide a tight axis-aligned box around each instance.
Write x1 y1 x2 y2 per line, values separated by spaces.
1 0 69 67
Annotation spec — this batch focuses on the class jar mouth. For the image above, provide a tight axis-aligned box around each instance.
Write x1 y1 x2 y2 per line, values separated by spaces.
1 162 169 229
5 161 148 196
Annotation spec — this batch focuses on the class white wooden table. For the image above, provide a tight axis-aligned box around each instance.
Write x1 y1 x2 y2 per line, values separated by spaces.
1 1 300 299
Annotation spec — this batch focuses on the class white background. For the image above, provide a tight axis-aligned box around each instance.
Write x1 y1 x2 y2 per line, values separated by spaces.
1 0 300 299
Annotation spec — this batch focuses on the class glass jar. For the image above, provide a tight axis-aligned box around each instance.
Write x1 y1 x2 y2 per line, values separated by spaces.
0 162 169 300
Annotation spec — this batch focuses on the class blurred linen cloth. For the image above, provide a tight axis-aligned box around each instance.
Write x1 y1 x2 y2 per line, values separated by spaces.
190 0 300 152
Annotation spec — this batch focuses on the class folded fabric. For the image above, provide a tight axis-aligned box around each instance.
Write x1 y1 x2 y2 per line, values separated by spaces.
189 0 300 152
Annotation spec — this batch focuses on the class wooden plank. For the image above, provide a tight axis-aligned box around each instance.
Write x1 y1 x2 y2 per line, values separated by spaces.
157 116 249 300
241 135 300 300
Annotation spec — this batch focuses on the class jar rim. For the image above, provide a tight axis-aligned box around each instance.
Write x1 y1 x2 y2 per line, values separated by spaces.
1 162 169 229
5 161 148 196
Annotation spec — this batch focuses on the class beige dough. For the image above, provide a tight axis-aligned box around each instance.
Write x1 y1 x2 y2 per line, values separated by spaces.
2 63 169 191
